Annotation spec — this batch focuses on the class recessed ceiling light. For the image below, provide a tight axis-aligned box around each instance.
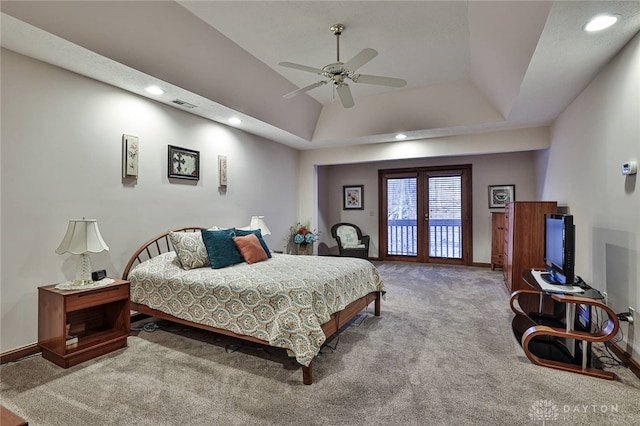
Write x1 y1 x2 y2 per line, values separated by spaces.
228 117 242 125
145 86 164 95
584 14 620 32
395 133 407 140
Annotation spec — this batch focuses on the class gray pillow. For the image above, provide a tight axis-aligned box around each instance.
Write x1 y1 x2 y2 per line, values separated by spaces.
168 231 210 270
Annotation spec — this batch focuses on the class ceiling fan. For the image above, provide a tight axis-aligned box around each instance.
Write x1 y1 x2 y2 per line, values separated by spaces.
278 23 407 108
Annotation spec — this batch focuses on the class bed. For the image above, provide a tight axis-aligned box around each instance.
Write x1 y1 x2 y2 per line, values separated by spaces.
122 227 384 384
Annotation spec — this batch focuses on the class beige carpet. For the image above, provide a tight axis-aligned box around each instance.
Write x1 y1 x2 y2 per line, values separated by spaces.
2 262 639 425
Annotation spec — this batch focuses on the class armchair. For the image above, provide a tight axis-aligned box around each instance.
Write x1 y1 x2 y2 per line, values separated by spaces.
330 223 370 259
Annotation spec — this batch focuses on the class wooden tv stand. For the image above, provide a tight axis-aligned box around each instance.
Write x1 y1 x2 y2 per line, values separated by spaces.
510 270 620 380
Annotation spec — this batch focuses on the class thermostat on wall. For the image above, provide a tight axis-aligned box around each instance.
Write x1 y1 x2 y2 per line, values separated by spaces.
622 161 637 175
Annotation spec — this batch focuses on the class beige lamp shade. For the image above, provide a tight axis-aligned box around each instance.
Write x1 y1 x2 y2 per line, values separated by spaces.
249 215 271 236
55 219 109 255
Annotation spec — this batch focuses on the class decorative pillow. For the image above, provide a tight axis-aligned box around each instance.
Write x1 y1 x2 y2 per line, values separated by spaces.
201 228 245 269
235 229 272 258
337 226 363 248
233 234 269 264
168 231 210 270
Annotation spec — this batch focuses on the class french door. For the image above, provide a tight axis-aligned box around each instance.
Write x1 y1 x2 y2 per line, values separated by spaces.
379 165 472 265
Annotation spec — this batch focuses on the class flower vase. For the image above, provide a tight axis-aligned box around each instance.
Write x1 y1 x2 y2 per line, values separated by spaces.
297 244 309 255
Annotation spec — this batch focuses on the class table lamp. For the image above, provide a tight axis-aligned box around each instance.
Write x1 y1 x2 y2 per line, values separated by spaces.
249 215 271 236
55 218 109 286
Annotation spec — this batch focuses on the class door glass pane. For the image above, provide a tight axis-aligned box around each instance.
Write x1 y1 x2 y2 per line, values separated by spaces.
428 176 462 258
387 177 417 256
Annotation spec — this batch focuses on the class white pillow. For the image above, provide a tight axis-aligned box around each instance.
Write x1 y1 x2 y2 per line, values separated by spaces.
337 226 361 248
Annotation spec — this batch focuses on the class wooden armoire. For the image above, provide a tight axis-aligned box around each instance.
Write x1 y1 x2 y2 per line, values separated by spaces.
503 201 557 292
491 212 505 270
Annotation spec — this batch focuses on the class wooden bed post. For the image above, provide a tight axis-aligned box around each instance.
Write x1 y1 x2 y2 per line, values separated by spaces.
302 362 313 385
375 291 381 316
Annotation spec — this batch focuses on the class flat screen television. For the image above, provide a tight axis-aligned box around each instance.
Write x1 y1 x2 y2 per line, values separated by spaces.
543 214 575 285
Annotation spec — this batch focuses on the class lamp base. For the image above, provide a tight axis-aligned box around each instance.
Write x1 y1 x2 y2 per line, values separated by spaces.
74 253 94 286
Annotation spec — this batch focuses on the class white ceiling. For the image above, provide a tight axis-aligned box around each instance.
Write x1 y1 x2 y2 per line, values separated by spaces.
180 1 473 104
2 1 640 150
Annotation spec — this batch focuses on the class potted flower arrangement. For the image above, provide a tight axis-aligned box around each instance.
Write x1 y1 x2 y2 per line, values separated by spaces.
289 222 318 255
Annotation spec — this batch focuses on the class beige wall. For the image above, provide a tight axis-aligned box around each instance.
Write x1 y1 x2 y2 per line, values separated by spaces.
0 50 299 352
538 32 640 359
300 128 550 239
317 151 539 262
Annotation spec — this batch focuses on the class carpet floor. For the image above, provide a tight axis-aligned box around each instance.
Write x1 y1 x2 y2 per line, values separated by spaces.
1 261 639 425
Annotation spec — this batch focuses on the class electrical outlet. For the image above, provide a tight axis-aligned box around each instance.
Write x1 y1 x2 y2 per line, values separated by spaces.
629 307 635 324
602 292 608 305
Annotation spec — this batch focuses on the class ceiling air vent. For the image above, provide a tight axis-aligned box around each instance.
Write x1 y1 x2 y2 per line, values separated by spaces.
171 99 197 109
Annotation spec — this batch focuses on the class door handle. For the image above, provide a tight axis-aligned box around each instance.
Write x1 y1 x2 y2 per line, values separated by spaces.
424 214 429 221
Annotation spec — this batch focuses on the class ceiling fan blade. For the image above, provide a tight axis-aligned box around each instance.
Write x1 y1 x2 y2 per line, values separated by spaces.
283 81 327 99
343 48 378 72
278 62 324 75
335 83 354 108
352 73 407 88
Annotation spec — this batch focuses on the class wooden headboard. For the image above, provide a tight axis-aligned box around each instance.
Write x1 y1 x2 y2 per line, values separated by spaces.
122 227 204 280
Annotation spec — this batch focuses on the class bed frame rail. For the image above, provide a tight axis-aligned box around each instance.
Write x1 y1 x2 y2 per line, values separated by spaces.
131 290 381 384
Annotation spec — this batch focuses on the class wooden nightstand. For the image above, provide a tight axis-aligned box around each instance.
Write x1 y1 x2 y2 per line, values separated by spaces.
38 279 130 368
1 405 28 426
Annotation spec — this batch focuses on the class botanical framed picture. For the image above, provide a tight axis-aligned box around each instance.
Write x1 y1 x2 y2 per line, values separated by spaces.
488 184 515 208
218 155 227 187
343 185 364 210
168 145 199 180
122 134 139 178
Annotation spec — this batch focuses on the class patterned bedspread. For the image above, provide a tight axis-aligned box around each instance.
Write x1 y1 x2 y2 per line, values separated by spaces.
129 253 385 366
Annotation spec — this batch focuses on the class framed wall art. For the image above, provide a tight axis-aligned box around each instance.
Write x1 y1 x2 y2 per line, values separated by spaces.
122 134 139 178
168 145 199 180
343 185 364 210
218 155 227 187
488 184 515 208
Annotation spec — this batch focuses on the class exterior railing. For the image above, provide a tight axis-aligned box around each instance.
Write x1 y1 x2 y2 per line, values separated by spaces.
387 218 461 258
387 219 418 256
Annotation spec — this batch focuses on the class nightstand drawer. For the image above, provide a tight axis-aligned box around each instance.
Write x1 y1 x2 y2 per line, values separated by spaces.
66 284 129 312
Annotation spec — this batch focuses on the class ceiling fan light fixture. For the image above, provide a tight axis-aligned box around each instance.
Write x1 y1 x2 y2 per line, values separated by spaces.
278 23 407 108
583 14 620 32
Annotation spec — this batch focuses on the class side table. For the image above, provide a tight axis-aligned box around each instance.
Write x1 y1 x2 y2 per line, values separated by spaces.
38 279 130 368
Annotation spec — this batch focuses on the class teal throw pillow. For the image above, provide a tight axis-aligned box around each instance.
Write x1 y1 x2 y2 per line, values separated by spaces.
235 229 272 258
201 228 245 269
